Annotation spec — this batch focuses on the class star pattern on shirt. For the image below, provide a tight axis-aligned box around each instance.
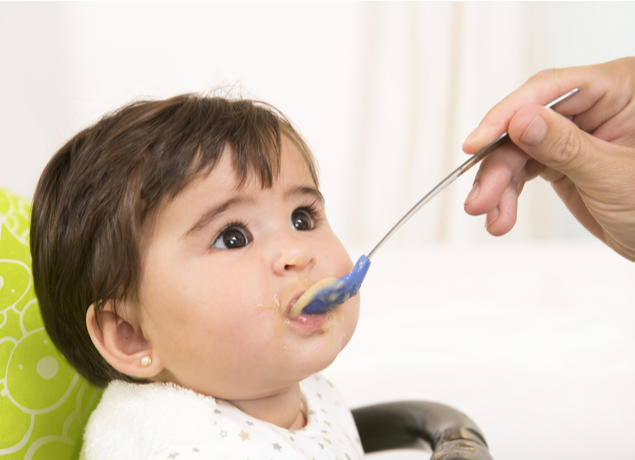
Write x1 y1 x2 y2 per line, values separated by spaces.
191 377 360 457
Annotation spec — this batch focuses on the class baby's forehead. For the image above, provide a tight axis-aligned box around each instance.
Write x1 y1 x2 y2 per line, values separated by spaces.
149 140 319 223
202 137 317 191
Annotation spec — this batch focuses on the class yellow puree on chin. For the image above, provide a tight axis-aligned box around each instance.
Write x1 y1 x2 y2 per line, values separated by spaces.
288 277 339 319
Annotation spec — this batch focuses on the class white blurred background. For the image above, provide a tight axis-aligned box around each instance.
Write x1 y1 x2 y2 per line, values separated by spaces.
1 2 633 459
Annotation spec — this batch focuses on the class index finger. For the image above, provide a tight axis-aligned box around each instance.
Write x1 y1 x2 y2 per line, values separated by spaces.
462 63 605 154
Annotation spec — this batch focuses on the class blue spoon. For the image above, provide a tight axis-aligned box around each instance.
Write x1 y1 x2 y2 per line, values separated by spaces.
298 254 371 315
295 88 580 317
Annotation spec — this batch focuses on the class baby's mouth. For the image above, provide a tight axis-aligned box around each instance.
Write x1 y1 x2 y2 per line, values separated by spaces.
287 277 339 319
285 293 332 332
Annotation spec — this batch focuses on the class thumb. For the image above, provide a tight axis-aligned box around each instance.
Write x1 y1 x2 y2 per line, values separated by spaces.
508 105 602 184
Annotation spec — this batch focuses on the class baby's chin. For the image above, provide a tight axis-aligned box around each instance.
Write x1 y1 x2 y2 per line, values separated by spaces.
285 305 358 379
178 333 354 403
311 296 359 364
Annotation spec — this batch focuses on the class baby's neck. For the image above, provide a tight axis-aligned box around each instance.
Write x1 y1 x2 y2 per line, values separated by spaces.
229 383 306 430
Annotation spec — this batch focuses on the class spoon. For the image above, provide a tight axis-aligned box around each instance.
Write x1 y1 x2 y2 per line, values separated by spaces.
289 88 580 318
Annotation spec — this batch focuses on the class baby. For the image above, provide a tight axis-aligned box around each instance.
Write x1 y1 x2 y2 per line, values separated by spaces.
30 95 363 458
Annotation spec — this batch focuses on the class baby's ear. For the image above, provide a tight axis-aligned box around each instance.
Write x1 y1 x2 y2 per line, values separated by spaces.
86 301 162 379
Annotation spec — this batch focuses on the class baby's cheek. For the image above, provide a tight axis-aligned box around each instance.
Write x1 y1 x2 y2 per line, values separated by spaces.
348 295 361 328
336 294 360 349
320 228 353 267
329 243 354 275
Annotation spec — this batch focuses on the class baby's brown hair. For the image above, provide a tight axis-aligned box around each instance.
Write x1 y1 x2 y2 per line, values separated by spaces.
30 94 318 386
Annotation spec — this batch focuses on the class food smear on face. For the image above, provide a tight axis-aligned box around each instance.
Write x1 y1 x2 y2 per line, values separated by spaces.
288 277 341 319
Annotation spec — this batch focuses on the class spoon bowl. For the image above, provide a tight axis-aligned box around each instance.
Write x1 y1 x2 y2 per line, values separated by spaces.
291 255 371 317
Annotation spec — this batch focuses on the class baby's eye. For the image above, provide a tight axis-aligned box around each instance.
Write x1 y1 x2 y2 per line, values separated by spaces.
212 224 252 249
291 207 315 231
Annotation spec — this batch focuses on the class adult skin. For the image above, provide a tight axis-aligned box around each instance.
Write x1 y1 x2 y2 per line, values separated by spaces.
463 57 635 261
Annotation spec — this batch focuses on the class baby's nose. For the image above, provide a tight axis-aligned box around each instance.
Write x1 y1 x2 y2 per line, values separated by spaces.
272 240 314 275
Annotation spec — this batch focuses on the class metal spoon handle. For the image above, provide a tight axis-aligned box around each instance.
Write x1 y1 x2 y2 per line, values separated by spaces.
366 87 580 259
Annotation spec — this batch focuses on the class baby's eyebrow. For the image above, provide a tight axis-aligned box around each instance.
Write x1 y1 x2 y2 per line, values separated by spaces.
184 196 251 237
285 185 324 203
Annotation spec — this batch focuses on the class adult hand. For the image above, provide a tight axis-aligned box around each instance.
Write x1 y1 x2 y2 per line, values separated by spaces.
463 57 635 261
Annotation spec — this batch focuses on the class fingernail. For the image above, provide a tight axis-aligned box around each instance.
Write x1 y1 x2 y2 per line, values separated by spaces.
520 115 548 146
465 182 479 205
486 207 499 227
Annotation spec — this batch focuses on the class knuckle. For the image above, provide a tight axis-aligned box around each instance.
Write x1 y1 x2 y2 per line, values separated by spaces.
551 127 582 167
530 67 559 84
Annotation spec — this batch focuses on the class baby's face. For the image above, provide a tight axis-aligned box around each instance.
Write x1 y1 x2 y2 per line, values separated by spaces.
135 137 359 400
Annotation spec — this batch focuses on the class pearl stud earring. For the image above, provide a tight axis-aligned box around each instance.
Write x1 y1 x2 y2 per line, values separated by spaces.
140 355 152 367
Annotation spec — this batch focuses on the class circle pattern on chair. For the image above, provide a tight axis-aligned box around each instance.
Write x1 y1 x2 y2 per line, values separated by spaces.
0 188 102 460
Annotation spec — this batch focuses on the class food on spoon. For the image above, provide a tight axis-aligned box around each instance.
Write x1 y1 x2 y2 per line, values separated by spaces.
289 277 341 319
289 255 372 319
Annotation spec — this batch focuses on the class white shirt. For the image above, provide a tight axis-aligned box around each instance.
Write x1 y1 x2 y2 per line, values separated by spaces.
81 374 364 460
